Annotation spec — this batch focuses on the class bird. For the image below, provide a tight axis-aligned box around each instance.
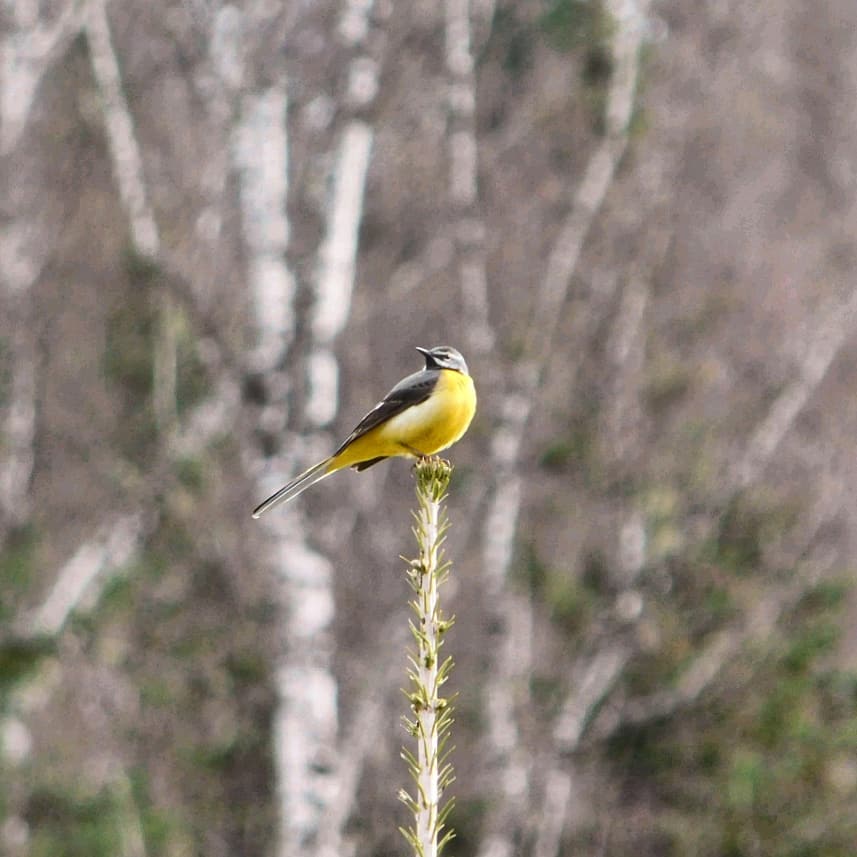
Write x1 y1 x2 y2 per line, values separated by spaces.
252 345 476 517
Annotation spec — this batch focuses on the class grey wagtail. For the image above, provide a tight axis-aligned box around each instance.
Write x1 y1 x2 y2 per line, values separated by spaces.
252 346 476 517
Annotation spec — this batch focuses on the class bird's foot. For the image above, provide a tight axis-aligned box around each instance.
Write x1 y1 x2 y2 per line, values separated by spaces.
412 454 449 470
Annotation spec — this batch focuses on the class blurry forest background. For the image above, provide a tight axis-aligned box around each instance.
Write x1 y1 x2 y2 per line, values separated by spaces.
3 0 857 855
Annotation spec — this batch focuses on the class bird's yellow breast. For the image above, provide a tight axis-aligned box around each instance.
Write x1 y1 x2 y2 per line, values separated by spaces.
327 369 476 471
377 368 477 455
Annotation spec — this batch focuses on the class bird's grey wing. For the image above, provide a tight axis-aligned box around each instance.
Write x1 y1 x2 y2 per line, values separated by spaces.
333 369 439 455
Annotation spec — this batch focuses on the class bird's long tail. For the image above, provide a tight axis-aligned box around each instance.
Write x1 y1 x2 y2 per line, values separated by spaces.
252 457 335 518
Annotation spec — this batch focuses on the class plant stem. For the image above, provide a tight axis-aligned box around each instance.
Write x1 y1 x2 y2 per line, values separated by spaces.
400 458 456 857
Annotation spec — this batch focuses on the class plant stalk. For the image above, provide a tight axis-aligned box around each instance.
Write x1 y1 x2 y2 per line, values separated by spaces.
400 458 457 857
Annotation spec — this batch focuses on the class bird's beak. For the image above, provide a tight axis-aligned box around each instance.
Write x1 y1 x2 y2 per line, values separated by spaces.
416 347 431 357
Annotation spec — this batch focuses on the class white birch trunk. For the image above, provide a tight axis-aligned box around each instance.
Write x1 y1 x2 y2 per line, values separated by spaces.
237 10 380 847
233 83 335 857
444 0 494 356
299 3 386 852
476 3 650 855
234 87 294 373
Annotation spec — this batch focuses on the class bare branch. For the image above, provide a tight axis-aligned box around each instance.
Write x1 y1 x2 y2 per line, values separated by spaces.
316 623 404 857
594 473 847 740
595 570 823 739
602 275 650 464
727 288 857 496
168 375 240 458
0 317 37 526
529 0 649 364
85 0 187 434
476 3 651 855
575 288 857 752
114 770 148 857
0 2 76 524
1 0 83 153
527 634 635 857
531 769 573 857
25 514 145 638
554 647 633 752
84 0 159 257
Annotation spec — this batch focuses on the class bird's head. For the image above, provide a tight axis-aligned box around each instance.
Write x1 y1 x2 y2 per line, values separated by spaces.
416 346 469 375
